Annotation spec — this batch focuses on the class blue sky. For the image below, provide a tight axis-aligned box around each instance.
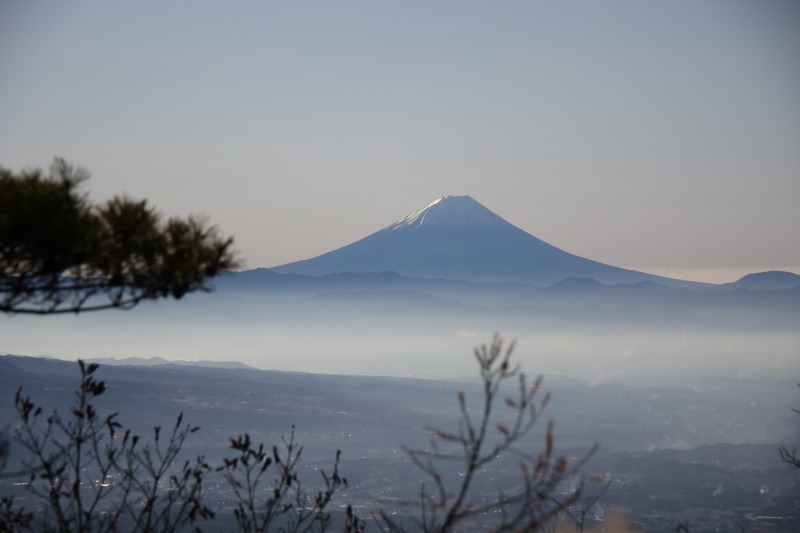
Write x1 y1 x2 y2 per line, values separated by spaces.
1 1 798 283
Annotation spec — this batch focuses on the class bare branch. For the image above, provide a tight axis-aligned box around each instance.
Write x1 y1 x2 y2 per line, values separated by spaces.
379 334 601 532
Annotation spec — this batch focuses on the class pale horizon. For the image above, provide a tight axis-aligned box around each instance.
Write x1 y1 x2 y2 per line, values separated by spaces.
626 265 800 285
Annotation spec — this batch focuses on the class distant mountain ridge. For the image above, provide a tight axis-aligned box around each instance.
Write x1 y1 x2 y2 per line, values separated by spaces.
725 270 800 290
272 195 698 286
84 356 256 370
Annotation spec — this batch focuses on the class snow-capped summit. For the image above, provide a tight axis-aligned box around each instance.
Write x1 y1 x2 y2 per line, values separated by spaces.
272 195 682 285
385 195 510 230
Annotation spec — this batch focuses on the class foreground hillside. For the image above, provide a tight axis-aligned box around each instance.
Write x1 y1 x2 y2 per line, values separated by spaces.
1 354 798 531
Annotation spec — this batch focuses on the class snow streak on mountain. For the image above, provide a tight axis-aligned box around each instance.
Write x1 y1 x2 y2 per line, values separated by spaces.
384 195 510 230
272 195 682 285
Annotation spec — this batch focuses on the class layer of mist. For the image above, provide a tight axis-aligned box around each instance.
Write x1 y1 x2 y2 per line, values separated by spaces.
2 270 798 384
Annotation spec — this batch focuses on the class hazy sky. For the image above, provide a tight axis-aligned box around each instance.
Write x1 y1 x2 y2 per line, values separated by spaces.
1 1 798 283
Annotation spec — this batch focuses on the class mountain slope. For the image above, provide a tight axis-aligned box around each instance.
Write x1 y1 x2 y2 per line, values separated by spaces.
272 195 692 286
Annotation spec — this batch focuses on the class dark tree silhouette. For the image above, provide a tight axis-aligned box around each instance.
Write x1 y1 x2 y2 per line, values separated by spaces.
779 383 800 470
1 158 237 315
0 157 237 530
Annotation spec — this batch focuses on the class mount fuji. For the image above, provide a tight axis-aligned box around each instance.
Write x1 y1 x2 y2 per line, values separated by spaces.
272 195 690 286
